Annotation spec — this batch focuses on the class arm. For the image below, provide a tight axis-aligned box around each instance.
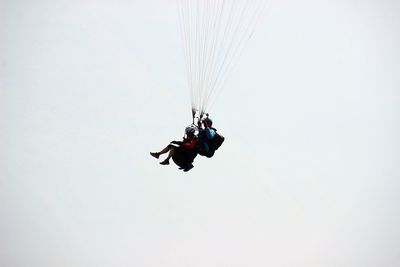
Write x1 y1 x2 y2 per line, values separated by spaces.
182 138 197 149
205 128 216 139
170 140 183 145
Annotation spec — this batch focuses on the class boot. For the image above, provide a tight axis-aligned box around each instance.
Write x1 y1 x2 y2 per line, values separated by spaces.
150 152 160 159
183 164 194 172
160 159 169 165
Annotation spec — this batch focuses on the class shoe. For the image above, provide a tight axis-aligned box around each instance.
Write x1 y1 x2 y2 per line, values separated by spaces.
183 164 194 172
160 160 169 165
150 152 159 159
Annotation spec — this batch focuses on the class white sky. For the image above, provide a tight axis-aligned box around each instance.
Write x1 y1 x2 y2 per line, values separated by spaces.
1 0 400 266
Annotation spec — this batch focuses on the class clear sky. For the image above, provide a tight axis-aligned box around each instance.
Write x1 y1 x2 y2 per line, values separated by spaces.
1 0 400 266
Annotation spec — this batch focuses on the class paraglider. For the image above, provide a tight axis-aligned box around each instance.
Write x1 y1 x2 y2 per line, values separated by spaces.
150 125 198 172
150 116 224 172
196 116 224 158
151 0 267 171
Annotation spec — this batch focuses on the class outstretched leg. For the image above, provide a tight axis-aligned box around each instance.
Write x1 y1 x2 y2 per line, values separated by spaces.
150 144 176 165
150 144 173 159
160 145 176 165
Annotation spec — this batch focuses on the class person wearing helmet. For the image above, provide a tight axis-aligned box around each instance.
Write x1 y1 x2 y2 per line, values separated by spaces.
197 117 216 153
197 116 224 158
150 125 198 172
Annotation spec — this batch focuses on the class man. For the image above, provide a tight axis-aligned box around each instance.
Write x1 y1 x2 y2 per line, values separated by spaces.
197 117 224 158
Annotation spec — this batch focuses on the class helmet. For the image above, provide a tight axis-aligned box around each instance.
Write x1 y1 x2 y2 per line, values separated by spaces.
185 125 196 135
202 117 213 127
